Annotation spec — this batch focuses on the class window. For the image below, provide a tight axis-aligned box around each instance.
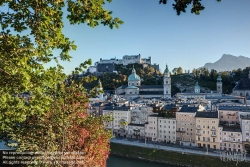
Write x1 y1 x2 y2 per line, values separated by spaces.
203 137 205 141
213 138 215 142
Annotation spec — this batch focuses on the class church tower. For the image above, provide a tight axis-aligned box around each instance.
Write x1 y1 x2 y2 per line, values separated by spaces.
163 64 171 99
217 74 222 94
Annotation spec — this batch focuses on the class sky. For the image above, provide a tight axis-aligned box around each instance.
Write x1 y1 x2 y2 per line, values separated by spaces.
51 0 250 74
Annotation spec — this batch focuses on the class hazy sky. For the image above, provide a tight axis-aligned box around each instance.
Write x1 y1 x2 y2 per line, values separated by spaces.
53 0 250 74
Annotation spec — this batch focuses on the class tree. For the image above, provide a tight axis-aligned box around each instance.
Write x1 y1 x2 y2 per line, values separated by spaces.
159 0 222 15
177 67 183 74
8 76 113 166
0 0 122 166
172 68 178 75
192 68 197 78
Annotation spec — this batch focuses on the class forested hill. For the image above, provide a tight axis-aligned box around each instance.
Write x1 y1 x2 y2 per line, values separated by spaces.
80 64 250 96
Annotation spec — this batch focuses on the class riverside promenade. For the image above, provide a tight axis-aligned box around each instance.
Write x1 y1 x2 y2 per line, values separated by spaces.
110 137 250 162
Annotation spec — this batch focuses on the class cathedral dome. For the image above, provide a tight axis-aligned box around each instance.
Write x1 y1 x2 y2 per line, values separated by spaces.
128 68 140 81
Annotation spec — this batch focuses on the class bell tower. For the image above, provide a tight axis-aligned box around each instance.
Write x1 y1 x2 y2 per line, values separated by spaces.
163 64 171 99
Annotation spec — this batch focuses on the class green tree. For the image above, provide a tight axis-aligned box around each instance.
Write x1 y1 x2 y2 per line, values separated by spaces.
172 68 178 75
159 0 222 15
0 0 122 165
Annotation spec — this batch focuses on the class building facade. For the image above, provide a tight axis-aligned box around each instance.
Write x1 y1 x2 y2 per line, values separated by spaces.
176 106 197 146
145 114 158 141
157 117 176 143
195 112 220 150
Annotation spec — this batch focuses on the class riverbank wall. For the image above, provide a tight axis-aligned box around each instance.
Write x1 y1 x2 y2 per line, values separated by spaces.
110 142 250 167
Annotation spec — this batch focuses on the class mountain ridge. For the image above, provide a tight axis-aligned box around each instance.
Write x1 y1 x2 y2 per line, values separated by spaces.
203 54 250 71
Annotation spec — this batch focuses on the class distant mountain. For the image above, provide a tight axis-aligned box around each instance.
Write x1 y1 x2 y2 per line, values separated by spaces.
203 54 250 71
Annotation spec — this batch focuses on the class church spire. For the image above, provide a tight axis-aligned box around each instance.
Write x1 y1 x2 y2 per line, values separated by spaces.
164 64 169 74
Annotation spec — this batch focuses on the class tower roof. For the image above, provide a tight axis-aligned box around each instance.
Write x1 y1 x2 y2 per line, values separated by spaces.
164 64 169 74
128 68 140 81
217 74 222 82
194 82 200 89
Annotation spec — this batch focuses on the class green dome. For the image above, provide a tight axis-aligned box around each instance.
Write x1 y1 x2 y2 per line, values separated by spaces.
164 64 169 74
128 68 140 81
194 82 200 89
217 75 222 82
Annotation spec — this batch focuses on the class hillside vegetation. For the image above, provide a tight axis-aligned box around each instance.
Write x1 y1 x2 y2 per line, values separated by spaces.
80 64 250 96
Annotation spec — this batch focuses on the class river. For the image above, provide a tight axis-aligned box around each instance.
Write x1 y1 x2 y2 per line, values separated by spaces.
106 154 176 167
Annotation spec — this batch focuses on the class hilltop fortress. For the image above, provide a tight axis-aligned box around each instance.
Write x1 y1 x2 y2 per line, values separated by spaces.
87 54 159 75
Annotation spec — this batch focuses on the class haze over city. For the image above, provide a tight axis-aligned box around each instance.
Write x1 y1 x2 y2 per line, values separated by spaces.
48 0 250 74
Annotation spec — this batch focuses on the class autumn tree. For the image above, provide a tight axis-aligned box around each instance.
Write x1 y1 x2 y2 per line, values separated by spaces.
8 75 113 167
177 67 183 74
0 0 122 166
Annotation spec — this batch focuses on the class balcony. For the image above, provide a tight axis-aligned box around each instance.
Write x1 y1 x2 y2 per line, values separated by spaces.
196 133 201 136
211 128 216 131
196 126 201 130
211 134 217 137
176 129 186 133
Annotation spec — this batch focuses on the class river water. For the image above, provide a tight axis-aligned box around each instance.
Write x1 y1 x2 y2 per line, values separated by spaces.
106 154 176 167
